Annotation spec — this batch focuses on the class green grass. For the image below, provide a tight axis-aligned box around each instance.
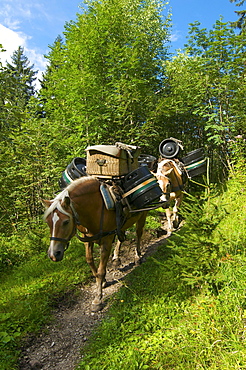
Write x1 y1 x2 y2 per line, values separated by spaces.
0 233 92 369
80 257 246 369
1 169 246 369
77 172 246 370
0 210 163 369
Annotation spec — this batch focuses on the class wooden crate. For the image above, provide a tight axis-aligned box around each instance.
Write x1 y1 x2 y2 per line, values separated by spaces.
86 144 140 177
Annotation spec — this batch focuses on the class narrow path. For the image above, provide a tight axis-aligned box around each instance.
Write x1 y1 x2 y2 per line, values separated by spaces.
19 230 168 370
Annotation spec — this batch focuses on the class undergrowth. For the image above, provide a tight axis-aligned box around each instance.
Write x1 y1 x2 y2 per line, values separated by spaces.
0 208 162 369
1 164 246 369
78 169 246 370
0 233 92 369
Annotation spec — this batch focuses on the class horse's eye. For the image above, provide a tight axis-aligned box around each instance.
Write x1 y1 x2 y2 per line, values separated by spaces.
63 220 70 226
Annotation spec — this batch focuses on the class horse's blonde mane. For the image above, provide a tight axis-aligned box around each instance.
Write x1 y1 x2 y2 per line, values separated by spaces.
157 159 182 176
43 176 98 220
156 160 171 177
66 175 98 192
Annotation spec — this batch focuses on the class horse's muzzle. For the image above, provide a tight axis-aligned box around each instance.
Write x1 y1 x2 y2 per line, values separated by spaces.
49 249 64 262
48 244 67 262
48 237 70 261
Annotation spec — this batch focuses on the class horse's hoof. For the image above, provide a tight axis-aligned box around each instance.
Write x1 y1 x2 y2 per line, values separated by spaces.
112 258 121 268
91 302 103 312
102 280 108 288
173 220 179 228
134 256 142 265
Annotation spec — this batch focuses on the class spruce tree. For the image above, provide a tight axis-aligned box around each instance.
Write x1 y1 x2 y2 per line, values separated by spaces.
230 0 246 32
6 46 38 108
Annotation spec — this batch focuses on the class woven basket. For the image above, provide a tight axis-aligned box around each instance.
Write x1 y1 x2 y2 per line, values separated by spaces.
86 144 140 177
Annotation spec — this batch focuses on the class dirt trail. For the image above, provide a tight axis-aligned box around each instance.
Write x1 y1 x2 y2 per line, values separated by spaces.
19 227 168 370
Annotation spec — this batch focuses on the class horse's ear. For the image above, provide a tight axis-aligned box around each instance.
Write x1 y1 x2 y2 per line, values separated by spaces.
62 196 70 209
42 199 51 208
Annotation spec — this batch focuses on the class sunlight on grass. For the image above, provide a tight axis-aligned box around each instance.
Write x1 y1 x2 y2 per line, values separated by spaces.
78 172 246 370
0 238 91 369
1 169 246 369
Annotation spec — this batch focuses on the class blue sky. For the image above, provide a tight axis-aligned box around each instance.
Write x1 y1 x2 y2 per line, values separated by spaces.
0 0 239 87
169 0 238 50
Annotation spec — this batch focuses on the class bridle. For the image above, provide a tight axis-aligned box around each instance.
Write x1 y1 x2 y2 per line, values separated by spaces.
49 203 78 248
49 198 118 246
156 172 171 196
49 235 73 250
156 164 184 194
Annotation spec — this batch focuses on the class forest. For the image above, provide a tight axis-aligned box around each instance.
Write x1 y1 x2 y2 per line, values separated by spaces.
0 0 246 368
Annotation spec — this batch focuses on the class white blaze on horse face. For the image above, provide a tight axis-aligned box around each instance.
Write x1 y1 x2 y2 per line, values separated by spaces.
157 178 166 201
49 212 60 257
52 212 60 234
157 177 170 202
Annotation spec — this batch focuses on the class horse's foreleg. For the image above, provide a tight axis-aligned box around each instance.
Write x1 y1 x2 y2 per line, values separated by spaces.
85 242 97 277
91 238 113 312
112 239 122 267
135 212 147 264
172 200 179 228
165 207 173 234
173 194 183 229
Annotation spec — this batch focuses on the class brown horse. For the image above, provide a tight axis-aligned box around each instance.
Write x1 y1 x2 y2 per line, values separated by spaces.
155 159 185 235
43 176 147 312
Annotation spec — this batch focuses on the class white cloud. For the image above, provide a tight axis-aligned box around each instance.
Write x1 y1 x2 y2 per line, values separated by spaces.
0 24 28 64
0 1 34 28
0 1 52 31
26 48 47 89
0 24 47 89
170 31 180 42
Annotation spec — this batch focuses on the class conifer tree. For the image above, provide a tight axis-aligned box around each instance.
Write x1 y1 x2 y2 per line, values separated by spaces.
230 0 246 31
6 46 38 108
0 47 40 233
0 46 22 138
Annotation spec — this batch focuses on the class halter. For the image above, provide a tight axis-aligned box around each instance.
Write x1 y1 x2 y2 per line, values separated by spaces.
155 173 171 196
49 202 78 247
50 236 70 243
156 163 184 193
49 197 117 245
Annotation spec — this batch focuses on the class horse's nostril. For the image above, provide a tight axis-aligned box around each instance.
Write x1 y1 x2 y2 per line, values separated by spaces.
55 251 62 259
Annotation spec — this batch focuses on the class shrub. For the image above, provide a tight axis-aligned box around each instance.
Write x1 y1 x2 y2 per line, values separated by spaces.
0 232 44 271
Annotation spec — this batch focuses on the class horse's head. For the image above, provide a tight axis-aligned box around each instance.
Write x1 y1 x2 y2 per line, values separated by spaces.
155 161 173 203
43 192 76 262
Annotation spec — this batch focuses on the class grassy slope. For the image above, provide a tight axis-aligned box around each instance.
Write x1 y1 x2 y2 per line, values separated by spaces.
77 173 246 370
1 170 245 369
0 236 92 369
